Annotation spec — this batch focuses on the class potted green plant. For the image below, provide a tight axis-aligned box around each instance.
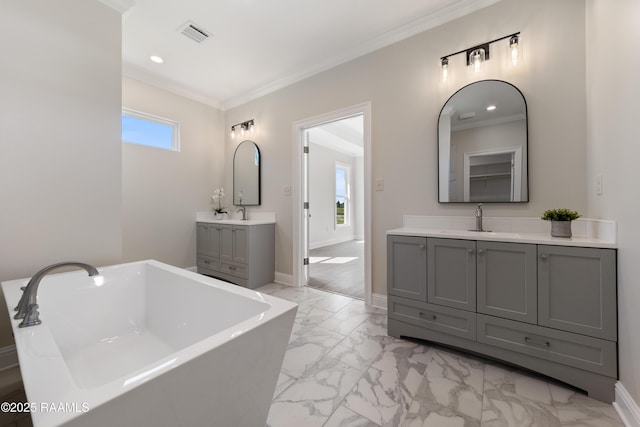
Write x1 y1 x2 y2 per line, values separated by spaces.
541 208 580 237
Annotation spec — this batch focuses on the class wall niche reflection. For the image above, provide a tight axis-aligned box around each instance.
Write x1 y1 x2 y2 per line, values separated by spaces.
438 80 528 203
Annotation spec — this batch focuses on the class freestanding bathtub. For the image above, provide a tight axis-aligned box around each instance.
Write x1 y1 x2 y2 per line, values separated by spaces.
1 260 297 427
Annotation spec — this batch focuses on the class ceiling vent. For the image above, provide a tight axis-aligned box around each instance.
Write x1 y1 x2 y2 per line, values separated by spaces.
178 21 211 44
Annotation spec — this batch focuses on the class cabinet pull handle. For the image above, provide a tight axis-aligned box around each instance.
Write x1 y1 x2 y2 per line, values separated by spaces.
419 244 425 250
418 311 437 321
540 254 548 260
478 249 485 255
524 336 550 348
204 260 210 264
229 266 236 271
468 249 474 254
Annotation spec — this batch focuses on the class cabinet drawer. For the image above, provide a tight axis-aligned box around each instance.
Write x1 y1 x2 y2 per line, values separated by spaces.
388 296 476 340
197 256 219 271
220 261 247 279
477 314 617 377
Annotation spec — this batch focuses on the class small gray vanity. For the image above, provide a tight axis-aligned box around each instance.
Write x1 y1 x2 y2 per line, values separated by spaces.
197 218 275 289
387 221 618 402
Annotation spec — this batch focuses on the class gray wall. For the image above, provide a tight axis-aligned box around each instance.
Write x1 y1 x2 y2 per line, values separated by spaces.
586 0 640 409
224 0 588 297
122 77 225 267
0 1 123 347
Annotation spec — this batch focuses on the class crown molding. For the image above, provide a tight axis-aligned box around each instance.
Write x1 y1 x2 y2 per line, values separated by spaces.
122 63 224 110
98 0 135 14
222 0 503 109
122 0 502 110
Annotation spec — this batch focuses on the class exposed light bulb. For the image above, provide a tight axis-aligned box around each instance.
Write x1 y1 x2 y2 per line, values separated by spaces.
471 49 485 73
510 35 520 65
231 126 236 139
240 124 245 136
441 58 449 81
249 121 255 133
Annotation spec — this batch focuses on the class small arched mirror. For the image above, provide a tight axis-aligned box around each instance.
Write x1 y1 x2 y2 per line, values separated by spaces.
233 140 261 206
438 80 528 203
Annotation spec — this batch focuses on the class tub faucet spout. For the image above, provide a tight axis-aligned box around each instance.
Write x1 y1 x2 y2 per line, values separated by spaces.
14 261 99 328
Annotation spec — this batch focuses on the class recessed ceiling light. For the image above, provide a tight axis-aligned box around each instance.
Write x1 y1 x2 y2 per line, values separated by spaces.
486 105 497 111
150 55 164 64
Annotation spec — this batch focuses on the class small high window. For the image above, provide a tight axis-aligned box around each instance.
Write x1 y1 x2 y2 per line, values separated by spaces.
335 163 350 226
122 108 180 151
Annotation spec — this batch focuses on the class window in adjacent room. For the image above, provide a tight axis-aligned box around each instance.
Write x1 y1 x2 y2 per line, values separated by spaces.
121 108 180 151
335 162 350 227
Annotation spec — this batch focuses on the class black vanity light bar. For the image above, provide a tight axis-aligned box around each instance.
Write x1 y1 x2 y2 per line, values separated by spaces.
230 119 255 138
440 32 520 66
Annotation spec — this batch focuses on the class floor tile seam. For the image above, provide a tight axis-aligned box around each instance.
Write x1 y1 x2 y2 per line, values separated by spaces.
317 356 372 427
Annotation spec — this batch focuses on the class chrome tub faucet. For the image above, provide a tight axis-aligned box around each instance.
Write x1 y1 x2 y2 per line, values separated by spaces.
14 261 99 328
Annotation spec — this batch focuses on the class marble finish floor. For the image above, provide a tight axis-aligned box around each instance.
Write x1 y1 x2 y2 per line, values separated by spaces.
308 240 365 299
257 283 624 427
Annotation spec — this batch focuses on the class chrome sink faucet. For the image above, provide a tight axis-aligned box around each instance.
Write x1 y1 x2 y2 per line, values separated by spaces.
14 261 99 328
237 205 247 220
475 203 484 232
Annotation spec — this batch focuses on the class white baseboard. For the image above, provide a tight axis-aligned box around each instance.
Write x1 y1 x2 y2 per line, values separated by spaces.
614 382 640 427
274 272 294 287
371 293 387 311
0 345 18 371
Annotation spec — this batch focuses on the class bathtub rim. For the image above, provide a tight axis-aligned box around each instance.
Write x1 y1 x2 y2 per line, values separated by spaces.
1 259 298 427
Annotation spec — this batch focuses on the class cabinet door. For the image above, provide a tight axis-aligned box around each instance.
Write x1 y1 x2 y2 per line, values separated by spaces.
477 241 537 324
427 238 476 311
220 225 233 262
197 224 211 255
538 245 617 341
232 226 248 263
387 235 427 301
197 224 221 258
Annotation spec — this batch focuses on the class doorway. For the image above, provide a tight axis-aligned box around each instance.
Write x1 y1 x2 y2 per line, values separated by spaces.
292 103 372 304
307 117 364 299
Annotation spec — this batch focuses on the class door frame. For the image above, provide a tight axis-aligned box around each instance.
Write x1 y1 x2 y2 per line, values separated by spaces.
291 102 372 305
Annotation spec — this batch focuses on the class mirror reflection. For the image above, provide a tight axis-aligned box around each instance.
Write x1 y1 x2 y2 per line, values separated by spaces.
438 80 528 203
233 140 261 206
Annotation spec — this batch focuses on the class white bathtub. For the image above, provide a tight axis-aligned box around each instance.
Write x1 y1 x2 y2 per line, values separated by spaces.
1 260 297 427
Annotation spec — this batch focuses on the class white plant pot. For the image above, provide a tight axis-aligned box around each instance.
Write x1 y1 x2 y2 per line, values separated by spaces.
550 220 572 238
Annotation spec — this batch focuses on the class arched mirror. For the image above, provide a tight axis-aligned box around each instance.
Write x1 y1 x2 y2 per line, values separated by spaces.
438 80 528 203
233 140 261 206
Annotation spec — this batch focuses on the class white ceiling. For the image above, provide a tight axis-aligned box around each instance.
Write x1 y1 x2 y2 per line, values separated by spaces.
119 0 502 110
309 115 364 157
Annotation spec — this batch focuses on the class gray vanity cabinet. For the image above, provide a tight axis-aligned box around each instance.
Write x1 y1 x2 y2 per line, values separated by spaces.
197 222 275 289
387 232 618 402
427 238 476 311
477 241 537 324
387 235 427 301
538 245 617 341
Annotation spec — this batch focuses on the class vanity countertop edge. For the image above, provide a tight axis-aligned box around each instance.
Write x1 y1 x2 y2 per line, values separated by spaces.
196 211 276 225
386 227 617 249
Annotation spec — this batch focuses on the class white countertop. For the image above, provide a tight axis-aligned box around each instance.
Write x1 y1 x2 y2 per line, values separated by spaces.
196 211 276 225
387 227 617 249
388 215 617 249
